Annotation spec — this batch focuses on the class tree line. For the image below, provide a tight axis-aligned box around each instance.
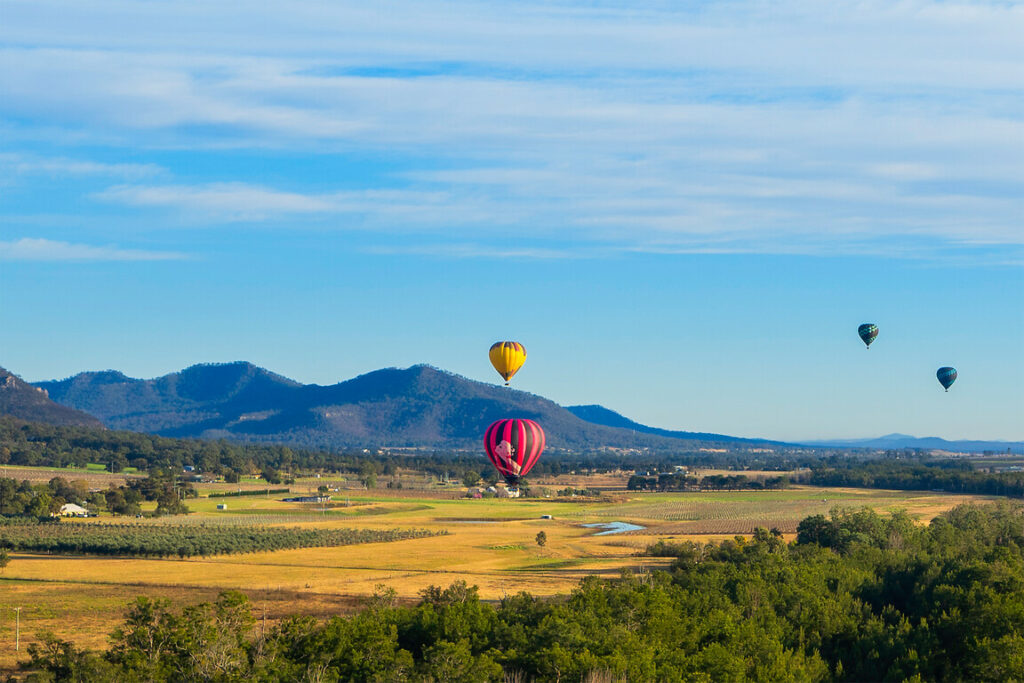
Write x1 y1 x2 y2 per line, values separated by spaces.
0 418 812 483
5 417 1023 499
21 501 1024 681
0 474 192 518
628 472 791 491
804 457 1024 497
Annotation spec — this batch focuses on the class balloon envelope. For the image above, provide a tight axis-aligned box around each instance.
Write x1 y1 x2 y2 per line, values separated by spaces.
489 341 527 385
484 419 545 487
937 367 957 391
858 324 878 348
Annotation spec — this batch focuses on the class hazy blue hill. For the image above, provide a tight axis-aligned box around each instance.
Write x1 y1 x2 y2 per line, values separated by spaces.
38 362 780 451
0 367 103 428
806 433 1024 453
567 404 782 445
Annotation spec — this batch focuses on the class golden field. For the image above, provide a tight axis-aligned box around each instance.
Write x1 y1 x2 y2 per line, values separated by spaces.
0 480 997 672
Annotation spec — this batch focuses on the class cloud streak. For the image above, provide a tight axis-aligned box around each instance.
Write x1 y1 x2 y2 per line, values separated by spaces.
0 238 186 262
0 153 161 179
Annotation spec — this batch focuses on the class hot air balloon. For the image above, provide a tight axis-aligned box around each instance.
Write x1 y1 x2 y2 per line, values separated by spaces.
937 367 957 392
489 341 526 386
484 419 545 493
858 324 878 349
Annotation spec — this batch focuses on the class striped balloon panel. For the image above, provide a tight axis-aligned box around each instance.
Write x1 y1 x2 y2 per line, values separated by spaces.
489 341 527 382
937 367 957 390
483 418 545 485
858 324 878 347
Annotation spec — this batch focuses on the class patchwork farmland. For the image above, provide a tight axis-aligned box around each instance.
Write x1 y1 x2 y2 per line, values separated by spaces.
0 471 995 673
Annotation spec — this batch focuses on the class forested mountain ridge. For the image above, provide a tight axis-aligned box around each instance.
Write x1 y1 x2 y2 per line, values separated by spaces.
38 362 777 451
0 366 103 428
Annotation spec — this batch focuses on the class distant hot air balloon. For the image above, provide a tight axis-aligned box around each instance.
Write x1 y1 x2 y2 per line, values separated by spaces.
484 419 545 489
937 367 957 392
489 341 526 386
858 324 878 349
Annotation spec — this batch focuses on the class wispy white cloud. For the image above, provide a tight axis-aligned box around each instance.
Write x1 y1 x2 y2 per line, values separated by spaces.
0 238 186 261
0 153 161 179
0 1 1022 259
94 183 336 219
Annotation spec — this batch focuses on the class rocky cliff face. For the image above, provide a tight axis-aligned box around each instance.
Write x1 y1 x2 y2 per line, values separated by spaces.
0 366 104 427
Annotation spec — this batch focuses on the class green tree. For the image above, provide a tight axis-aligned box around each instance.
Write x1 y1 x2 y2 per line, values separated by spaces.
535 531 547 547
360 462 378 489
260 466 282 485
26 632 120 682
106 597 179 680
421 638 502 682
172 591 254 680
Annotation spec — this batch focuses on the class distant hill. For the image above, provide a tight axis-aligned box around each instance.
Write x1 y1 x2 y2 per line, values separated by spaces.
805 433 1024 454
0 366 103 428
566 404 782 446
39 362 780 451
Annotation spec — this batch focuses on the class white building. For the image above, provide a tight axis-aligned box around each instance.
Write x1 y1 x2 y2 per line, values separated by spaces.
58 503 89 517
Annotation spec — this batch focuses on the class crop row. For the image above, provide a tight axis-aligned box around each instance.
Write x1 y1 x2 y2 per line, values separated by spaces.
0 520 441 557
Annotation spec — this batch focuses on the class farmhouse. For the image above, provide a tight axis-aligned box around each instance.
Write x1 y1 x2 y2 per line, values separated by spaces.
58 503 90 517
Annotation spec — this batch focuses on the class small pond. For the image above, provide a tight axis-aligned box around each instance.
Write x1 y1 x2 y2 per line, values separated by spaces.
582 521 646 535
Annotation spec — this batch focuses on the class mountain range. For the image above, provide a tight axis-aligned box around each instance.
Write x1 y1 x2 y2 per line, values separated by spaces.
805 434 1024 454
35 361 778 451
0 367 103 428
14 361 1013 454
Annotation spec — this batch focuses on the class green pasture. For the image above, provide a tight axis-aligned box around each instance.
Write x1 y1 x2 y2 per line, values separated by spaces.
145 485 999 538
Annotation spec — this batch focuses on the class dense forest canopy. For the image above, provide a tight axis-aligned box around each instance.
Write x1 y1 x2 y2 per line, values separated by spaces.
21 502 1024 682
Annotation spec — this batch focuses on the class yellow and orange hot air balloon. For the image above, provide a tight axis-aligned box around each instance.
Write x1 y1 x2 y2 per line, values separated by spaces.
489 341 526 386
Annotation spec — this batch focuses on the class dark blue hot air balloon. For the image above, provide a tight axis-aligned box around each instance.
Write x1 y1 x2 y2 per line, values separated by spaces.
858 324 878 349
937 367 957 392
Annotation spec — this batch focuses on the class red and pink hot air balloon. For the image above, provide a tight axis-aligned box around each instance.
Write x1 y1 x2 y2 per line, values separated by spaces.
484 419 545 491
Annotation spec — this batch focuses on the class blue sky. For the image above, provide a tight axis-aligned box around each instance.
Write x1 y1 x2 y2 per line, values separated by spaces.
1 1 1022 441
